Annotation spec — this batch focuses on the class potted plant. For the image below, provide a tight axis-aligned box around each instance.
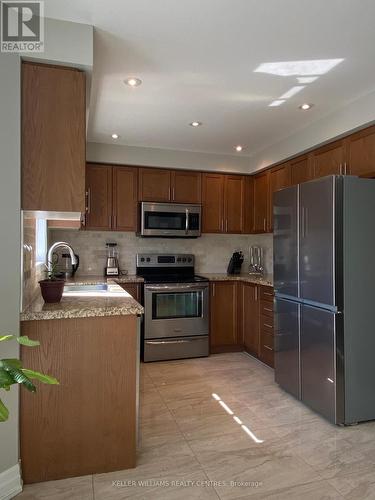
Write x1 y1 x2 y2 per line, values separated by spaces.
0 334 58 422
39 260 65 303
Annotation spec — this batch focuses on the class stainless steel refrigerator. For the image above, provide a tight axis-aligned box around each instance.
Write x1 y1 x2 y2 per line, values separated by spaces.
274 175 375 425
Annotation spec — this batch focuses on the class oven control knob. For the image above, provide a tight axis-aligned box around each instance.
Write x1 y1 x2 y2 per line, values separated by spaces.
188 257 192 262
140 257 145 262
182 258 186 262
177 258 181 262
146 257 151 262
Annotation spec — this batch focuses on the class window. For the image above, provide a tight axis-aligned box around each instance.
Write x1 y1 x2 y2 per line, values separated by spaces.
35 218 47 265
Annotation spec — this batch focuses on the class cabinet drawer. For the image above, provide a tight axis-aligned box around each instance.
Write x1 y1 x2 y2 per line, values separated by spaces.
260 314 274 333
259 286 274 302
260 331 274 367
260 300 273 317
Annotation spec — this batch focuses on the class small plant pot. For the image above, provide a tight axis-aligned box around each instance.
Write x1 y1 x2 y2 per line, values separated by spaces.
39 279 65 303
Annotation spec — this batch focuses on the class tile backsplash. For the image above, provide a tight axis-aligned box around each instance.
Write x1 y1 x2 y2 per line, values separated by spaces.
48 230 273 276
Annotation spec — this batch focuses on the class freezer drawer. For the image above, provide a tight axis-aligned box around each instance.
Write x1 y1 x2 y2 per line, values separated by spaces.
301 305 337 423
274 298 300 399
299 177 336 307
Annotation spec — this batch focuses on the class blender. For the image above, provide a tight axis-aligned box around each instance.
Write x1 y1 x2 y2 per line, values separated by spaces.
105 242 119 276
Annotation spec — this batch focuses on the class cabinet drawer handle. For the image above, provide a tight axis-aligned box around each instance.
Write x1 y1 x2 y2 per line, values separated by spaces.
263 307 273 312
263 323 273 329
86 188 91 214
264 345 273 351
263 292 273 297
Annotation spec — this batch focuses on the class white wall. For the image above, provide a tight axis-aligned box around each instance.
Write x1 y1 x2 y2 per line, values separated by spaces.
249 89 375 172
87 142 251 173
0 53 21 482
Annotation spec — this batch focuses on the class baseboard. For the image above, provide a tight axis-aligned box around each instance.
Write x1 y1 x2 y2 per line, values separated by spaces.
0 464 22 500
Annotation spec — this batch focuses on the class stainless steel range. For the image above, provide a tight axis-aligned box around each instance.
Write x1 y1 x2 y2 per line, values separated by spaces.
137 254 209 362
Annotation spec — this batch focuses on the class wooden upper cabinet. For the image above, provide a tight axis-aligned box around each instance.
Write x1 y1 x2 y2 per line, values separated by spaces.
347 126 375 177
244 177 254 234
138 167 171 202
85 164 112 230
210 282 238 350
113 166 138 231
22 62 86 212
253 171 270 233
171 170 201 203
269 163 291 231
290 155 313 185
241 283 260 356
224 175 245 233
312 141 346 178
202 173 225 233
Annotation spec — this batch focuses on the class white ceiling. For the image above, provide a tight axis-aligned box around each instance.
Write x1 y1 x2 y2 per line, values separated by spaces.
45 0 375 158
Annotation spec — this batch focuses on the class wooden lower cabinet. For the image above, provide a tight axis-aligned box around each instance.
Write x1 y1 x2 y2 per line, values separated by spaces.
118 283 141 302
210 280 274 367
240 282 260 356
210 281 241 352
20 315 139 483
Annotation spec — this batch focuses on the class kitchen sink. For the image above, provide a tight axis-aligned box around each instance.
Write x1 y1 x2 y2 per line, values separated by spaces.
63 283 109 293
63 283 128 297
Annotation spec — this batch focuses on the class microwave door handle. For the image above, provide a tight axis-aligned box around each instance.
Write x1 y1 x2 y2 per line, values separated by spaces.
185 208 189 234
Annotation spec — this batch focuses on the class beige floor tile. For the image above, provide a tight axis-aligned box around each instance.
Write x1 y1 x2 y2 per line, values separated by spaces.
328 467 375 499
230 479 343 500
15 475 93 500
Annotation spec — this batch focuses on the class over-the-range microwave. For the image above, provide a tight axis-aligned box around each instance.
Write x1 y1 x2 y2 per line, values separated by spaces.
139 202 201 238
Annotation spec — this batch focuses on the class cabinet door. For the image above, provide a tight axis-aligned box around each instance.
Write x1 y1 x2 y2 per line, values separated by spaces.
269 163 291 231
22 62 85 211
113 166 138 231
241 283 259 356
253 171 270 233
138 168 171 202
224 175 245 233
85 164 112 230
290 156 313 185
172 170 202 203
202 173 224 233
210 282 238 350
244 177 254 233
118 283 140 302
347 126 375 177
312 141 345 178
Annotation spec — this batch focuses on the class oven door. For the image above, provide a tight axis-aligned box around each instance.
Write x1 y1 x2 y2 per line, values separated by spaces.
141 202 201 237
144 283 209 339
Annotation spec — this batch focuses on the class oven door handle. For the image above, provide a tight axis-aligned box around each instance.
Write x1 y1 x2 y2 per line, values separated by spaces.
145 284 208 292
146 338 206 345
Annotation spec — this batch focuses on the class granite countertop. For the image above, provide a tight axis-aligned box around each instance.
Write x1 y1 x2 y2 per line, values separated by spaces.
201 273 273 287
66 275 145 285
21 277 144 322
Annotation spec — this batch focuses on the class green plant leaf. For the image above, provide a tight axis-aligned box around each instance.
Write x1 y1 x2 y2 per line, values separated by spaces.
3 367 36 392
17 336 40 347
22 369 59 385
0 368 14 389
0 335 14 342
0 359 22 370
0 398 9 422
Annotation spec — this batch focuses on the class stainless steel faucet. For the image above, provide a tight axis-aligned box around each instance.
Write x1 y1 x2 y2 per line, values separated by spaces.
47 241 78 273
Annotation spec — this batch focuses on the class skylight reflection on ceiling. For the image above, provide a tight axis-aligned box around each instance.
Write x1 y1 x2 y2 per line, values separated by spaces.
254 59 344 76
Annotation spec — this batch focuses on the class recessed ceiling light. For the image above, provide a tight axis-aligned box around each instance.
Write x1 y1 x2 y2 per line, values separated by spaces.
190 121 202 127
124 77 142 87
299 103 313 110
235 145 243 152
111 133 119 139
